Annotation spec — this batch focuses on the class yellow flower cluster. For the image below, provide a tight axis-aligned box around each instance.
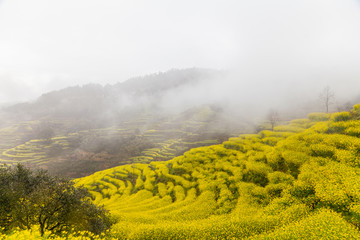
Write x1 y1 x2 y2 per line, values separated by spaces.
6 104 360 239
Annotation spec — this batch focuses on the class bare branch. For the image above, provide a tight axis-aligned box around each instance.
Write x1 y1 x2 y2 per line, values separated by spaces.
319 86 335 113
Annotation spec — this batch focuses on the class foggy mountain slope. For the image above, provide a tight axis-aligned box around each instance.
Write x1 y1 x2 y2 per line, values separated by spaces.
2 66 357 127
2 68 221 122
0 106 241 178
115 68 220 95
0 68 248 177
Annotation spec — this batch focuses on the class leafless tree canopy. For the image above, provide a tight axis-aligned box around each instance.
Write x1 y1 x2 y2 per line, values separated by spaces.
267 109 280 131
319 86 335 113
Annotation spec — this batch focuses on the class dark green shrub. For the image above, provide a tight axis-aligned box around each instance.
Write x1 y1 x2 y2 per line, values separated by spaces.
0 164 113 236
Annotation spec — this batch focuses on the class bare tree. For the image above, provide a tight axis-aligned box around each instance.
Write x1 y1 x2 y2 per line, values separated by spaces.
319 86 335 113
267 109 280 131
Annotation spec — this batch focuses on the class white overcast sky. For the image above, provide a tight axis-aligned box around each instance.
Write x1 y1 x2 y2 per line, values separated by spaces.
0 0 360 103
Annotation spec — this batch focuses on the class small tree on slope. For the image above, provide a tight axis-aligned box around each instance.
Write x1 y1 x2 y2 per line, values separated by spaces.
0 164 113 236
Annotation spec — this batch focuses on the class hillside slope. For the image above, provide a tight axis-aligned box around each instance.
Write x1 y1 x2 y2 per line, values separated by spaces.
75 105 360 239
0 106 239 177
0 69 248 177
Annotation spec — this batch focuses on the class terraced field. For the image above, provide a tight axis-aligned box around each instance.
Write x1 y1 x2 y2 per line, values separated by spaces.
73 106 360 239
3 107 360 239
0 106 237 177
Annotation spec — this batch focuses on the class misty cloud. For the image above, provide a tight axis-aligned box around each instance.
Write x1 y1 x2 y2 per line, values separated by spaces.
0 0 359 104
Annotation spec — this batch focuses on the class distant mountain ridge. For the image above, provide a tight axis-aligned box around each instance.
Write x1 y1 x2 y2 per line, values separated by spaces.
3 68 222 123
